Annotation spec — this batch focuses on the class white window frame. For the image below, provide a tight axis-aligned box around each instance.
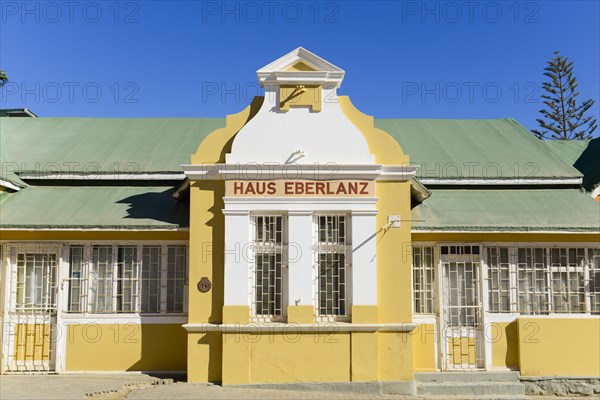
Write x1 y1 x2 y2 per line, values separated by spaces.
412 244 437 315
313 213 352 322
63 241 188 316
484 244 600 316
249 214 288 322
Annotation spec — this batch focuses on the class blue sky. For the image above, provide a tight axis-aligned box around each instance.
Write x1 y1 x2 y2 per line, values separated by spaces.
1 1 598 135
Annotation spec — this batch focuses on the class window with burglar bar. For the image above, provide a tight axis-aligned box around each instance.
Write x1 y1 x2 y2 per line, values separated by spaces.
315 214 351 320
15 253 58 312
67 244 187 314
413 246 436 314
486 246 600 314
251 215 287 321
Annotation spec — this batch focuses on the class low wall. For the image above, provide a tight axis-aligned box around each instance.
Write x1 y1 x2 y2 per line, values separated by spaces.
518 317 600 377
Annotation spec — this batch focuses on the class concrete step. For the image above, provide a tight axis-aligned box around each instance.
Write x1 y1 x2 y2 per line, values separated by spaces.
418 382 526 397
416 371 520 383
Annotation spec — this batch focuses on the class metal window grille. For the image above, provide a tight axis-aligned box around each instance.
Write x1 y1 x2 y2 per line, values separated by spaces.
487 247 513 313
443 260 480 327
251 216 286 320
413 246 436 314
68 246 85 312
15 253 58 312
68 244 187 314
315 214 350 319
167 246 187 313
90 246 114 313
516 248 550 314
550 248 586 313
485 246 599 315
588 248 600 314
116 246 139 312
141 246 161 313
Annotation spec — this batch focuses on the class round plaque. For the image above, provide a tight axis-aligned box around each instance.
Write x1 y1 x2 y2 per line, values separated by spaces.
197 277 212 293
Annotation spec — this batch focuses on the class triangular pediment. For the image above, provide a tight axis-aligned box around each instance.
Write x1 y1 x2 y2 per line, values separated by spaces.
285 61 317 72
256 47 345 87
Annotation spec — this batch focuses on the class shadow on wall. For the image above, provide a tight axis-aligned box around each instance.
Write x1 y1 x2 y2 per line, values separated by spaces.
126 318 188 374
574 137 600 192
116 188 190 227
504 320 519 369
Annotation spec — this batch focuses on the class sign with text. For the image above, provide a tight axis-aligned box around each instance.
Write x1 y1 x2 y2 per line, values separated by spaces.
226 180 375 197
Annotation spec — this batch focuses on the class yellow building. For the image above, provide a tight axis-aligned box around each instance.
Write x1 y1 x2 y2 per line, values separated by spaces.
0 48 599 395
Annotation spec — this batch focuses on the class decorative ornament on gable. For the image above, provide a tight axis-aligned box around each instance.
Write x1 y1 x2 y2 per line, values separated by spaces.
257 47 344 112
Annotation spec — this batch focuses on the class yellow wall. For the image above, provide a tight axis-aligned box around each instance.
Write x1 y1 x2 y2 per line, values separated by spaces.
518 317 600 376
66 323 186 371
249 333 351 383
412 323 436 372
491 321 519 369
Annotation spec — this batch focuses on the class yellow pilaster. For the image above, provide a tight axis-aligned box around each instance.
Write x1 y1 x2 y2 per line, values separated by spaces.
186 98 263 383
221 306 251 385
351 305 379 381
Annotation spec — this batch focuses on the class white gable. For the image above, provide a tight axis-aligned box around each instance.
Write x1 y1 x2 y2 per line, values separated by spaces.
226 48 374 165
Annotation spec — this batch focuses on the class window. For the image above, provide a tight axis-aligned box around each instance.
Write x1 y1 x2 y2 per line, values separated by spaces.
67 244 187 314
16 253 58 311
589 248 600 313
167 245 186 313
413 246 436 314
487 247 512 312
486 246 599 314
141 246 161 313
315 214 351 320
68 246 85 312
517 247 549 314
251 215 286 321
116 246 138 312
550 248 585 313
90 245 114 313
441 247 481 327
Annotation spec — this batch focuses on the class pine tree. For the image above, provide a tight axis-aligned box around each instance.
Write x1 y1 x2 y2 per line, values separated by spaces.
0 69 8 86
532 51 597 140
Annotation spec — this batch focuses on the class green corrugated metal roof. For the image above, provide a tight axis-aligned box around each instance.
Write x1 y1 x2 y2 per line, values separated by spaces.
376 119 582 180
544 139 600 191
543 140 589 165
0 118 225 174
0 185 188 229
412 189 600 232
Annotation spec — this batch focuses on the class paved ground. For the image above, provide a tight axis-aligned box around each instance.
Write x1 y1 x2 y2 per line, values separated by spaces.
0 374 586 399
0 374 159 400
126 382 412 400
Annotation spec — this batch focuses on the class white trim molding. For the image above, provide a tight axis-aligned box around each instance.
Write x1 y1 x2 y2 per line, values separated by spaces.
182 163 418 182
18 172 185 181
0 179 21 191
419 177 583 186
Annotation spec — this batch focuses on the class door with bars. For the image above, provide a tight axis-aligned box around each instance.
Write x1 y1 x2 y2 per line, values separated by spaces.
2 246 60 372
440 245 484 370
